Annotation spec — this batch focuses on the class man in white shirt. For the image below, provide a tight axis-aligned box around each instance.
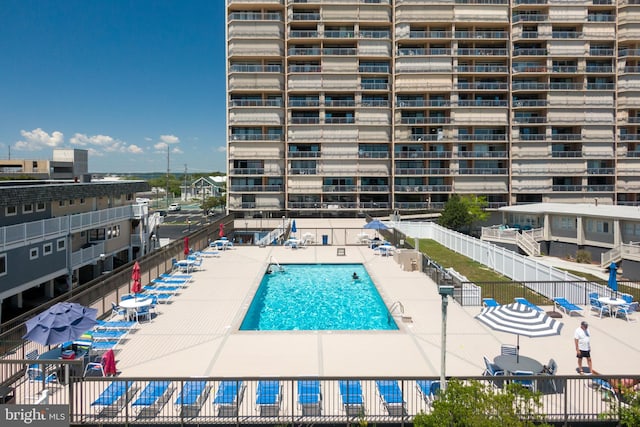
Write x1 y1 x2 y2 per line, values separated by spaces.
574 321 592 374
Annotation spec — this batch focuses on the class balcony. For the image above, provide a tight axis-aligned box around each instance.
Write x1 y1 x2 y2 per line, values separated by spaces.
287 47 321 56
324 47 357 55
229 185 283 192
551 134 582 141
549 83 583 90
513 14 548 23
457 65 508 73
513 82 548 90
289 100 320 107
289 30 318 38
395 151 452 159
359 185 390 192
230 64 282 73
517 134 546 140
457 48 508 56
514 116 547 124
325 117 355 124
322 185 357 192
552 32 583 39
231 134 283 141
231 99 282 107
514 100 547 107
551 151 582 157
552 185 584 192
454 31 507 39
458 134 507 141
513 48 547 56
358 151 389 159
70 242 106 270
458 168 508 175
400 117 451 125
289 168 318 175
457 82 508 90
395 168 451 175
291 117 320 125
587 185 615 192
620 134 640 141
291 13 320 21
230 168 265 175
587 168 615 175
408 30 452 38
457 151 508 158
288 151 321 158
325 31 355 38
394 185 452 192
360 30 390 39
590 48 614 56
361 83 389 90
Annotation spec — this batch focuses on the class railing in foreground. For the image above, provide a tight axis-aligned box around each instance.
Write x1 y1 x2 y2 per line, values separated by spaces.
0 360 632 425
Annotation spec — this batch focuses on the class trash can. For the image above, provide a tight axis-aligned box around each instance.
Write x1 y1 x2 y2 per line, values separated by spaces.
322 235 328 245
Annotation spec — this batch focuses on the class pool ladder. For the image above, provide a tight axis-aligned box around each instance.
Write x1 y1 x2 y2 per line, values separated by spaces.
389 301 404 317
269 256 285 272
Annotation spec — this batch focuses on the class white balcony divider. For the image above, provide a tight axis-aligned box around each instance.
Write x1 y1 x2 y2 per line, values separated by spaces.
70 241 105 269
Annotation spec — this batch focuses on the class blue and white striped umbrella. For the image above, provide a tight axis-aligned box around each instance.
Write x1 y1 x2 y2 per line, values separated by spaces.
475 302 563 359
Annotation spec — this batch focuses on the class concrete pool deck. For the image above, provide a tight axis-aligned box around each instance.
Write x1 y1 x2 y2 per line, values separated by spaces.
114 218 640 379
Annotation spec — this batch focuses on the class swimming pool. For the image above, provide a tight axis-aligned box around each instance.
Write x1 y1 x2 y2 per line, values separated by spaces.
240 263 398 331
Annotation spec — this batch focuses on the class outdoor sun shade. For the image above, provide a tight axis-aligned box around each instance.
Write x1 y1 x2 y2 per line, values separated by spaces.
131 261 142 294
475 302 563 361
608 262 618 298
363 219 388 230
23 302 98 346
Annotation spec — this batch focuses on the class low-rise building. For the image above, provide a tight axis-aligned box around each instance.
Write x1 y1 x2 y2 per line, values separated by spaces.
0 179 153 321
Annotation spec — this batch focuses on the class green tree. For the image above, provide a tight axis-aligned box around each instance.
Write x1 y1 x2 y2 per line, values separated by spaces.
438 194 489 234
414 380 550 427
200 196 226 212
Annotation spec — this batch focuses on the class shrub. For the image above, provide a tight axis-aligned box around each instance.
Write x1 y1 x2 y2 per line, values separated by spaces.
576 250 592 264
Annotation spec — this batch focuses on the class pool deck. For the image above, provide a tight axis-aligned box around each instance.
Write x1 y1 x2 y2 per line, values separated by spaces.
114 218 640 379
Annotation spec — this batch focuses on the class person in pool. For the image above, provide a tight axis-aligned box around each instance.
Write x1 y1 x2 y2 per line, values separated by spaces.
352 272 359 280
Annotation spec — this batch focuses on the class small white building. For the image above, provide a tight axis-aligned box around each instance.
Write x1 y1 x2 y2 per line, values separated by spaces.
181 176 226 201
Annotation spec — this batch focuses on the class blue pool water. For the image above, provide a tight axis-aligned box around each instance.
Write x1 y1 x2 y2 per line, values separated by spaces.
240 264 398 331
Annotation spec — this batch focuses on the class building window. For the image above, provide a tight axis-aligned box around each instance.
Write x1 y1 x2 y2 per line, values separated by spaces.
57 238 66 251
80 198 85 204
23 203 33 214
127 193 133 201
89 229 106 241
30 247 39 260
0 254 6 276
6 206 17 216
59 200 65 207
69 199 75 205
43 243 53 256
36 202 45 212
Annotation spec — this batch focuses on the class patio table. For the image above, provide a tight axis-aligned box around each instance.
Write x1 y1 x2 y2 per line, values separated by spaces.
494 355 544 375
597 296 627 316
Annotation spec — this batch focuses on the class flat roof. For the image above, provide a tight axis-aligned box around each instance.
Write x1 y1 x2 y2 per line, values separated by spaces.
499 203 640 221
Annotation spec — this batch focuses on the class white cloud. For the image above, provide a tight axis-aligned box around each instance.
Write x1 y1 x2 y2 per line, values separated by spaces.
15 128 64 151
154 142 168 151
127 144 143 154
171 147 183 154
160 134 180 144
87 148 103 157
216 146 226 153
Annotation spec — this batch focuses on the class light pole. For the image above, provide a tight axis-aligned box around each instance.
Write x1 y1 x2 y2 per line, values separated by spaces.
282 215 286 243
438 285 454 391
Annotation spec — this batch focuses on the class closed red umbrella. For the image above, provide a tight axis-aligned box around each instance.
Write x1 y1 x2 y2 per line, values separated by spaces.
183 236 190 258
102 349 117 376
131 261 141 294
219 223 225 238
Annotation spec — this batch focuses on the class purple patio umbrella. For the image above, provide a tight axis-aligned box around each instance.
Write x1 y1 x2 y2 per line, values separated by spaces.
23 302 98 346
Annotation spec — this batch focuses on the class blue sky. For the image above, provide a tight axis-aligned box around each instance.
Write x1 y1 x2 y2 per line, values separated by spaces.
0 0 226 173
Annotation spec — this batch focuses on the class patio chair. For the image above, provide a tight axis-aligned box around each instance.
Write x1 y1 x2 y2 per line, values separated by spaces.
175 380 210 418
588 292 599 300
132 381 174 418
297 380 322 416
482 298 500 308
501 344 518 356
91 381 136 417
120 294 134 302
512 371 535 391
416 380 441 406
541 358 558 393
615 302 638 322
339 380 365 417
590 298 611 318
375 380 407 416
26 366 59 386
553 297 583 316
621 293 634 304
483 356 505 388
591 378 619 403
213 380 245 417
110 302 126 320
135 306 152 323
84 354 106 377
255 380 282 417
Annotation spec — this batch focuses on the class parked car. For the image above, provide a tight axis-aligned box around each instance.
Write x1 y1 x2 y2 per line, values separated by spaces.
168 203 181 212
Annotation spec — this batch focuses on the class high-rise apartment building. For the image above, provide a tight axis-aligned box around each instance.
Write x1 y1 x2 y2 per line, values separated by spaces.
227 0 640 217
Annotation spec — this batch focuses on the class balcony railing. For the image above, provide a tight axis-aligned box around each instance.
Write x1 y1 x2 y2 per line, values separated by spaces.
229 185 283 192
394 185 452 192
70 242 106 269
395 151 452 159
551 151 582 157
230 168 265 175
395 168 451 175
552 185 584 192
458 134 507 141
359 185 390 192
231 134 283 141
322 185 357 192
457 151 508 158
551 134 582 141
458 168 508 175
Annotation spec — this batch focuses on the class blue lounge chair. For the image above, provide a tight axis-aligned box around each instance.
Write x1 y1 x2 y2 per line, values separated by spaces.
297 380 322 416
339 380 365 417
91 381 135 417
91 340 118 353
91 330 128 343
151 278 189 287
482 298 500 308
256 380 282 417
213 380 245 417
553 297 583 316
143 285 181 294
590 298 611 318
160 273 192 280
416 380 441 406
375 380 406 416
175 380 210 417
514 297 544 311
96 320 137 330
132 381 174 418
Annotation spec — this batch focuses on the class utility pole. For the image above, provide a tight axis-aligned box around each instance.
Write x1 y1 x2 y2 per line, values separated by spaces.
166 145 170 208
184 164 188 203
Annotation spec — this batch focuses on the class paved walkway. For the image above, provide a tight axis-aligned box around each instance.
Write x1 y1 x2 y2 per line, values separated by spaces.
113 219 640 378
